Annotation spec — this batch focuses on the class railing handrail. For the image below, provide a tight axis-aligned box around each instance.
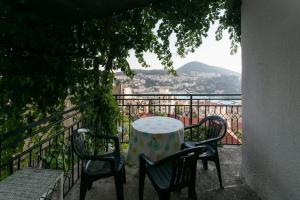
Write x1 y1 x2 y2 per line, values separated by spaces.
0 106 79 142
0 97 99 142
114 93 241 97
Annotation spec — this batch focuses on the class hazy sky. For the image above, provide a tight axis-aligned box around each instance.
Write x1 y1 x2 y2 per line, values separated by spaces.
127 22 241 73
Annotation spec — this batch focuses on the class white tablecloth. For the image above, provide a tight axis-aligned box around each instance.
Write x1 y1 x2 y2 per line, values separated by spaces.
127 116 184 165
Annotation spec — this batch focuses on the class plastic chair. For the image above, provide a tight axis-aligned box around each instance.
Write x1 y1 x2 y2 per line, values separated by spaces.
184 115 227 189
72 128 126 200
139 144 204 200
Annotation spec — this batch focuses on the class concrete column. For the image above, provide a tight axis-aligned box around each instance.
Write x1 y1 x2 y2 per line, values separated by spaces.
242 0 300 199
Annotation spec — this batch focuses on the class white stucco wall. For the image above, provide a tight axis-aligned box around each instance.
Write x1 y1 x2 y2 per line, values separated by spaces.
242 0 300 199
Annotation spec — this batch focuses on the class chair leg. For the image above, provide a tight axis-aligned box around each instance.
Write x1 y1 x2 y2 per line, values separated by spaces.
175 188 182 192
214 156 224 189
115 172 124 200
188 185 197 200
158 191 170 200
123 166 126 184
188 167 197 200
80 175 88 200
139 167 145 200
87 182 93 190
202 160 208 170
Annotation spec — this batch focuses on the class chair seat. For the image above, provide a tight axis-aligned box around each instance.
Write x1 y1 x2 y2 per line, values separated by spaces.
147 161 172 190
198 145 216 158
85 156 125 176
186 142 216 158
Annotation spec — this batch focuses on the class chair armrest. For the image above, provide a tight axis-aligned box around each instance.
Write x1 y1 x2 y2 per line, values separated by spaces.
154 146 205 166
181 142 209 155
193 137 219 146
184 117 207 130
81 154 114 161
181 142 194 149
184 124 201 130
140 146 207 169
82 154 117 171
139 153 155 166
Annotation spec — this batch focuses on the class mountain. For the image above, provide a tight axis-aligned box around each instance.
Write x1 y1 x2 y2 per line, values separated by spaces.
116 61 240 77
177 61 240 76
115 61 241 94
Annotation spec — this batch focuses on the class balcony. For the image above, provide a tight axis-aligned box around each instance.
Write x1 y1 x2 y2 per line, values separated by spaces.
65 146 260 200
1 1 299 198
0 94 248 199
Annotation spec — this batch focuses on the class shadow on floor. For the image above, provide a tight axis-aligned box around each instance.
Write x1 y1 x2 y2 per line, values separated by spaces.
64 146 260 200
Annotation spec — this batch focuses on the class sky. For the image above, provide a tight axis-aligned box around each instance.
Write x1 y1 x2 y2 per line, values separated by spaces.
127 22 242 73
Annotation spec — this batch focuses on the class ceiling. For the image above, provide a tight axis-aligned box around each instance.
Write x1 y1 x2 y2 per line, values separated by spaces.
4 0 163 23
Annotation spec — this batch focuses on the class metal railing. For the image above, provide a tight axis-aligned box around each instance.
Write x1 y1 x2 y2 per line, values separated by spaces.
115 94 242 145
0 105 83 196
0 93 242 196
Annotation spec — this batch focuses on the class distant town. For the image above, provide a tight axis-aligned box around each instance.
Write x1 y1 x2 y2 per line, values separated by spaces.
114 61 241 94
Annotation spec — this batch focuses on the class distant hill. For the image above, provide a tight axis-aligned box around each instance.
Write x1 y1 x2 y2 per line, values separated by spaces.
115 61 241 94
116 61 240 77
177 61 240 76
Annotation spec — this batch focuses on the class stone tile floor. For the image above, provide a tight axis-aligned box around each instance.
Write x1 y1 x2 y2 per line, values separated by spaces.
64 146 261 200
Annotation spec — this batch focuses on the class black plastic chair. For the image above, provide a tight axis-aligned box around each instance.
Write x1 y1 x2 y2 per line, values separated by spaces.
72 128 126 200
139 144 204 200
184 115 227 189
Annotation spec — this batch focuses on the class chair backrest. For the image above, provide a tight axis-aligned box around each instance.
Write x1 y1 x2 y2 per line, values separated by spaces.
197 115 227 143
205 115 227 139
72 129 89 159
169 147 201 190
72 128 119 160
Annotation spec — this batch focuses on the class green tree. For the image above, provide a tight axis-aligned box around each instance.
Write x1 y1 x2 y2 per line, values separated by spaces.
0 0 241 143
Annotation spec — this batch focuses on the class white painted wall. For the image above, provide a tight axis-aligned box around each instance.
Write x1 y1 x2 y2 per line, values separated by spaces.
242 0 300 199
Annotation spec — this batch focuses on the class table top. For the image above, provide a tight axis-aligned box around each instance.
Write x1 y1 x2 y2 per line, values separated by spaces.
0 168 63 200
132 116 184 134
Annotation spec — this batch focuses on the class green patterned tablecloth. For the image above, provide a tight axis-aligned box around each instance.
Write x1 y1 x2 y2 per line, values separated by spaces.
127 116 184 165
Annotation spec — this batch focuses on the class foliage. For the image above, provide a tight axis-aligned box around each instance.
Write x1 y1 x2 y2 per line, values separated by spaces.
0 0 78 143
153 112 167 116
0 0 241 110
41 139 71 172
234 131 242 141
0 0 241 172
184 125 208 141
216 0 241 54
76 82 121 135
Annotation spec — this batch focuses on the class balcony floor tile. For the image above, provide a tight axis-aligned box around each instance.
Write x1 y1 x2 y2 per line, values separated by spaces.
64 146 260 200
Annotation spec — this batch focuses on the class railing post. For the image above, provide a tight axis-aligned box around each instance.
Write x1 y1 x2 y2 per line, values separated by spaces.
29 150 32 167
122 96 125 142
128 105 131 139
204 102 207 118
9 157 14 175
17 157 21 170
159 96 161 113
0 143 2 177
71 126 74 186
189 94 193 139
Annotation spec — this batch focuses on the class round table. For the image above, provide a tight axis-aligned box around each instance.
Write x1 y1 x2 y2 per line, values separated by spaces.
127 116 184 165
